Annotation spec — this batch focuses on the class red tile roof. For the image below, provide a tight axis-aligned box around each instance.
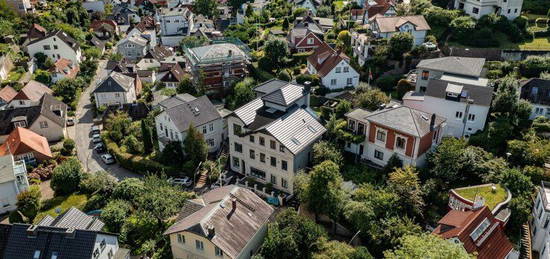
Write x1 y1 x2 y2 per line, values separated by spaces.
49 58 79 79
307 42 350 77
433 206 514 259
0 86 17 103
0 127 53 160
364 0 394 18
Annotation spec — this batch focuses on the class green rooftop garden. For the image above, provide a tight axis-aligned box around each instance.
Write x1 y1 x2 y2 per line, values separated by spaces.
454 184 508 211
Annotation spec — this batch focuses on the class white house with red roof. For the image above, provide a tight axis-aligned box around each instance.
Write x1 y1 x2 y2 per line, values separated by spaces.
49 58 79 83
307 43 359 90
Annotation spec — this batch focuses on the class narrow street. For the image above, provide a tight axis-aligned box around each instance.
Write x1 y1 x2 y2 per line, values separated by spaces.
69 59 141 180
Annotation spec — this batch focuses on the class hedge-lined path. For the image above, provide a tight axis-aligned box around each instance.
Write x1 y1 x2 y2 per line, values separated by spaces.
71 59 140 180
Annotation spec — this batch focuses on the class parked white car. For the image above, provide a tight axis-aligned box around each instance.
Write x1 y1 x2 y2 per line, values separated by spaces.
170 177 193 187
100 154 115 164
92 134 102 144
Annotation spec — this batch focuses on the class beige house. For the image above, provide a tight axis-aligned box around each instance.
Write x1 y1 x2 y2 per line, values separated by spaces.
164 185 274 259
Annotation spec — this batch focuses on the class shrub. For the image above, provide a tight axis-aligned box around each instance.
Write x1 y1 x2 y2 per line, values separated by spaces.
396 79 415 99
51 158 84 196
61 138 76 156
9 210 24 223
112 178 145 201
376 75 401 92
296 74 320 86
83 194 109 212
80 171 117 195
16 185 41 221
487 69 503 79
101 200 133 233
277 69 291 81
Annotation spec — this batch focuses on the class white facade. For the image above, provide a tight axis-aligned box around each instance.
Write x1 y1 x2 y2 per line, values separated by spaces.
127 27 157 48
82 0 105 13
158 10 194 36
0 155 29 214
94 88 136 108
26 34 82 65
92 233 123 259
532 183 550 258
373 22 428 46
454 0 523 20
351 32 370 67
308 59 360 90
155 111 224 153
404 95 489 138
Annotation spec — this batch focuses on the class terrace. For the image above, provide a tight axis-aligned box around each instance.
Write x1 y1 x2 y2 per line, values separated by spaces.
453 183 510 211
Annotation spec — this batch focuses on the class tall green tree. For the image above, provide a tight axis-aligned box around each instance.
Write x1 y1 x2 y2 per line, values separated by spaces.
141 120 153 154
176 75 196 95
353 88 390 110
387 166 425 217
194 0 218 17
51 158 84 195
101 199 132 233
312 141 344 167
183 124 208 166
389 32 413 59
227 77 255 110
263 37 289 70
383 233 471 258
16 185 42 222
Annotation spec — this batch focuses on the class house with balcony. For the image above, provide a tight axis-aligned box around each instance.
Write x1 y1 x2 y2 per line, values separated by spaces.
344 106 446 167
164 185 274 259
184 42 250 98
351 31 372 66
228 79 325 194
448 183 512 225
307 42 360 90
26 30 82 65
0 127 53 165
414 56 488 93
0 154 29 214
433 205 517 259
403 78 493 138
370 15 430 46
157 6 194 46
155 94 224 153
454 0 522 20
520 78 550 120
531 181 550 258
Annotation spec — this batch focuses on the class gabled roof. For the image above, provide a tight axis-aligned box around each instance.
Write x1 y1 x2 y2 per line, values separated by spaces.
0 127 53 159
261 82 306 106
90 20 117 32
12 80 52 102
364 0 395 18
425 79 493 106
50 58 79 79
187 43 248 65
365 106 445 137
38 207 105 231
253 79 292 95
417 56 486 77
37 93 68 128
27 24 47 39
307 42 351 77
123 34 148 46
160 63 185 82
144 45 175 60
93 71 134 93
163 95 222 132
89 35 105 50
27 30 80 52
373 15 430 33
133 16 156 32
164 186 274 259
520 78 550 106
0 86 17 103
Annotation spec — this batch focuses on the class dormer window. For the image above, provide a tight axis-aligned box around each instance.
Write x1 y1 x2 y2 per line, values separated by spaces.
470 218 491 241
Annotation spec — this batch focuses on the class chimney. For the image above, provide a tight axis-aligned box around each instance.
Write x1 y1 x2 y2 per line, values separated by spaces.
429 114 436 131
65 227 76 239
207 224 215 237
231 198 237 210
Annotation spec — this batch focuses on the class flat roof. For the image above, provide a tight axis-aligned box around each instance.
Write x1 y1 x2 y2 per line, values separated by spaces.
440 74 489 87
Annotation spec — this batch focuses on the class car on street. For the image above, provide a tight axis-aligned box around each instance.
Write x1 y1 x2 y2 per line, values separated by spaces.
422 42 437 50
94 143 106 153
100 154 115 164
169 177 193 187
66 117 75 126
92 134 102 144
91 125 101 134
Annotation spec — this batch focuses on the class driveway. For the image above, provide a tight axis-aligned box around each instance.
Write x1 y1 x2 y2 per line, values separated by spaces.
70 60 141 180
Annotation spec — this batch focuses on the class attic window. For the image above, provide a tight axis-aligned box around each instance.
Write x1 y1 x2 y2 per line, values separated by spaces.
291 137 300 145
307 125 317 133
470 218 490 241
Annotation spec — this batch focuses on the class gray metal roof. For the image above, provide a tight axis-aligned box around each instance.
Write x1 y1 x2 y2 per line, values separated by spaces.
253 79 290 95
425 79 493 106
366 106 446 137
416 56 486 77
38 207 105 231
345 108 370 124
233 98 264 126
93 71 134 93
164 95 222 132
261 83 305 106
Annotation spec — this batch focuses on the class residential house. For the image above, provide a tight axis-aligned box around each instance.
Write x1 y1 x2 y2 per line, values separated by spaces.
26 24 47 41
454 0 522 20
1 207 130 259
157 6 194 46
0 154 28 214
532 181 550 258
370 15 430 45
5 0 32 15
0 127 53 164
0 86 17 108
26 30 82 65
164 185 274 259
82 0 105 13
361 0 396 24
0 93 67 143
520 78 550 119
433 205 517 259
403 78 493 138
287 16 325 52
116 34 149 60
448 184 512 225
136 45 181 71
228 79 325 194
158 63 186 88
93 71 139 108
184 42 250 97
90 20 119 40
49 58 79 83
414 56 487 92
351 9 366 23
110 4 141 32
344 106 446 167
127 16 158 48
307 42 360 90
0 55 14 81
8 80 52 109
89 35 106 55
351 31 372 66
155 94 223 153
294 0 321 14
190 15 222 39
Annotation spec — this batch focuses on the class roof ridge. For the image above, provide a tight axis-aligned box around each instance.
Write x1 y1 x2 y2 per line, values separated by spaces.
409 107 422 136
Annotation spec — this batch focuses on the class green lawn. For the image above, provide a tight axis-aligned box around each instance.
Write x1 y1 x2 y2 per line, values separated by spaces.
454 184 508 211
34 194 88 223
517 37 550 50
448 32 550 50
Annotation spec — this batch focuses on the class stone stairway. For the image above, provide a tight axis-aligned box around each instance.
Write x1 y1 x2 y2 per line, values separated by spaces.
520 223 533 259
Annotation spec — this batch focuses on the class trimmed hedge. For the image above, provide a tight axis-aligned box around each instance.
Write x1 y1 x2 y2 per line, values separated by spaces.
101 132 180 176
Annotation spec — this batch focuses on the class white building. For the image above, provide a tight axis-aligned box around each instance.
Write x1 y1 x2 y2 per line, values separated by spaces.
403 78 493 138
92 71 137 108
155 94 224 153
532 181 550 258
414 56 487 92
228 79 326 194
26 30 82 65
307 43 360 90
454 0 522 20
115 34 149 60
371 15 430 46
157 6 194 46
351 31 371 67
0 154 29 214
520 78 550 120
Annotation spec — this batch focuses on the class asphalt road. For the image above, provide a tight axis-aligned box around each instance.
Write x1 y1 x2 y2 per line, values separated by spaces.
70 59 141 180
